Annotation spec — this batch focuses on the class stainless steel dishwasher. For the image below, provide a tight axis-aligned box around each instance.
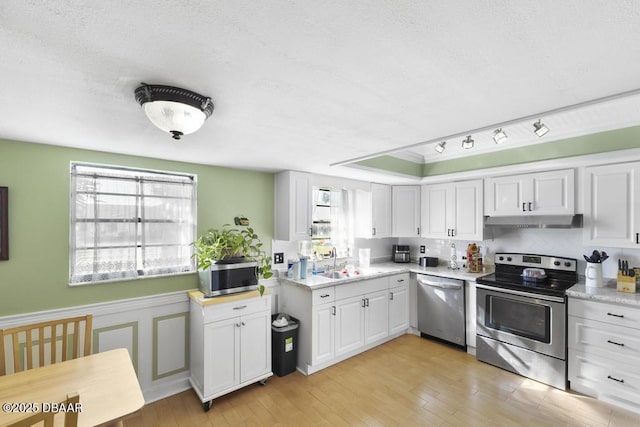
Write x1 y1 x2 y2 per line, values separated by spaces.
417 274 466 349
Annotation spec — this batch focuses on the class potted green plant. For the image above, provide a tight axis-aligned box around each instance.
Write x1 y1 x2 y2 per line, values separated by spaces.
193 225 273 296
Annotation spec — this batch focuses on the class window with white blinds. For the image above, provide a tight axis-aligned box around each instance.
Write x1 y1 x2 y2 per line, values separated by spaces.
69 163 196 285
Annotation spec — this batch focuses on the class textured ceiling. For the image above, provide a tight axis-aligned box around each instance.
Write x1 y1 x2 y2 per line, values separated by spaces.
1 1 640 183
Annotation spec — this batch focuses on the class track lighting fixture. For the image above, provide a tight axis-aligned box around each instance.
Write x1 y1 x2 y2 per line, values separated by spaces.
533 119 549 137
135 83 214 139
461 135 474 149
493 128 507 144
434 141 446 153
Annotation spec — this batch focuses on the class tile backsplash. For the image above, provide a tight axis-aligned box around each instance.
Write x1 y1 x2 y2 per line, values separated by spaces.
401 228 640 279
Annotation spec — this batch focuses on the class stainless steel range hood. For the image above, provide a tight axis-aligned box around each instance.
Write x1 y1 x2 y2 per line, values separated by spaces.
484 214 583 229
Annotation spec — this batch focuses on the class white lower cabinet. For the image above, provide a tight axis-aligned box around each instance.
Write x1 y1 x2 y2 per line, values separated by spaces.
190 294 272 410
568 297 640 414
281 274 409 375
389 275 410 335
311 302 335 365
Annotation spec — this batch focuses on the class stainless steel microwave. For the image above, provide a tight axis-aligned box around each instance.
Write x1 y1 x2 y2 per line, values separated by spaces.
198 261 259 297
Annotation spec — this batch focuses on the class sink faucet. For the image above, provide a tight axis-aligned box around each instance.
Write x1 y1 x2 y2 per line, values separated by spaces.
331 247 338 273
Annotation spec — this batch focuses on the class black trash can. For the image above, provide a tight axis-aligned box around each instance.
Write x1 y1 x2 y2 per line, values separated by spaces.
271 314 299 377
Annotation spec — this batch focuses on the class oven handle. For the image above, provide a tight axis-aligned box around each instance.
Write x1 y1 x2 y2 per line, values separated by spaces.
476 283 565 303
417 276 463 289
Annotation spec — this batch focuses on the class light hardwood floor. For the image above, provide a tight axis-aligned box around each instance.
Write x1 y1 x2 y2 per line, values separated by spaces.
126 335 640 426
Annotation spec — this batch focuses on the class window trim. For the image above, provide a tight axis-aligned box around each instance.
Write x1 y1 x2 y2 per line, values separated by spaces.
69 162 197 286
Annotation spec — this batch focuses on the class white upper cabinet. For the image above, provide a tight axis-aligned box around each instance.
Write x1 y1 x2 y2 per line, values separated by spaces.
485 169 575 216
584 162 640 248
391 185 421 237
355 183 391 238
274 171 311 241
421 179 483 240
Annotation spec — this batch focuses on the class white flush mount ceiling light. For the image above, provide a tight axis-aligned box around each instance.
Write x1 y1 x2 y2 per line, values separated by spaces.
462 135 474 149
533 119 550 137
434 141 446 153
134 83 214 140
493 128 508 144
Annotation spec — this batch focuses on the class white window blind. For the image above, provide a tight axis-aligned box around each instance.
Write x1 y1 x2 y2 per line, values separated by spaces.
69 163 196 285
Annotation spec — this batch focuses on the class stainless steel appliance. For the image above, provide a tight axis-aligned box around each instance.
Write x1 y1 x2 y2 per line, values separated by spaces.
198 261 258 297
476 253 577 389
417 274 466 349
392 245 411 263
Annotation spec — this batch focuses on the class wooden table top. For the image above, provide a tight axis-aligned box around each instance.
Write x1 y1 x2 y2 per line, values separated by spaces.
0 348 144 426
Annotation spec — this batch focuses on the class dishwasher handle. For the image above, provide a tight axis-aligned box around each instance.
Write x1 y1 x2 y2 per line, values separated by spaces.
417 275 463 290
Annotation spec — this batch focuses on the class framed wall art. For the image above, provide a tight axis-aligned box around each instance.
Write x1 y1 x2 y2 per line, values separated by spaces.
0 187 8 260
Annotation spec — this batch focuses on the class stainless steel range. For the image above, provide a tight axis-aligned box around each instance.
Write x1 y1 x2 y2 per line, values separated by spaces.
476 253 577 390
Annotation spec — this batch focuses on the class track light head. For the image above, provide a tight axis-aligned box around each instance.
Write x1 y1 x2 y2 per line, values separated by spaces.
533 120 549 137
434 141 446 153
493 128 508 144
461 135 474 149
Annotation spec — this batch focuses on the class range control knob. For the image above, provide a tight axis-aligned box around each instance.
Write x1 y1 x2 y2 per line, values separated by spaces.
554 261 561 266
506 257 512 262
498 256 504 261
564 262 572 267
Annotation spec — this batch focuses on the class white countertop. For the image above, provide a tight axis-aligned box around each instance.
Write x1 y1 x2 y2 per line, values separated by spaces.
281 262 493 290
567 279 640 307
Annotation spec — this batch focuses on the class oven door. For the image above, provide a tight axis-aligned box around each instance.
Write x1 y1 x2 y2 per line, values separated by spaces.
476 284 565 359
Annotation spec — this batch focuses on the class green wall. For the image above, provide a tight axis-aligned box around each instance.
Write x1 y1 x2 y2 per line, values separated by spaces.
0 139 274 316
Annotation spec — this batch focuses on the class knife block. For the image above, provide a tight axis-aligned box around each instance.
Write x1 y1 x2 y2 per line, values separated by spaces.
617 271 638 293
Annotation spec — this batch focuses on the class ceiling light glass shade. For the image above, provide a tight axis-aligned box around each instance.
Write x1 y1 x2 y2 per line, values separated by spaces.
135 84 214 139
461 135 474 149
493 128 508 144
434 141 446 153
533 119 549 137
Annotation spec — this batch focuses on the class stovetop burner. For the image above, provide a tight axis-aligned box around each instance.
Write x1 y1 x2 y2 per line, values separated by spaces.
477 253 578 297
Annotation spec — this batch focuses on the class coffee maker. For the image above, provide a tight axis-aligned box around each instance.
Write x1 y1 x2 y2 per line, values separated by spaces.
392 245 411 263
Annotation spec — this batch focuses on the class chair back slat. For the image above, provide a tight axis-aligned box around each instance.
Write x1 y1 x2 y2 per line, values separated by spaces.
0 315 92 375
72 320 80 359
62 322 69 362
25 329 33 371
38 326 45 368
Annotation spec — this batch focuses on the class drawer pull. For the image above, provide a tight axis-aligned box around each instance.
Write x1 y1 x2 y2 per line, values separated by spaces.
320 294 330 298
607 375 625 384
607 340 625 347
235 323 241 328
233 305 248 310
607 312 624 318
397 279 405 283
522 203 526 212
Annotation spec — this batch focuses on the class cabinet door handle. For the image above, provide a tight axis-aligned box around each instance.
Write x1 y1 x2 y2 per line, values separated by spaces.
309 227 313 236
522 202 526 212
417 227 420 235
451 229 455 237
636 232 639 244
331 306 336 315
447 229 451 237
607 340 625 347
233 305 247 310
607 312 624 318
607 375 625 384
241 321 246 326
389 292 394 301
362 298 366 308
365 297 370 307
236 323 241 327
528 202 532 211
372 227 376 236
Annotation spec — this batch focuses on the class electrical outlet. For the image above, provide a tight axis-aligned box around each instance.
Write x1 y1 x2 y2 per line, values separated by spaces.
274 252 284 264
420 245 425 254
